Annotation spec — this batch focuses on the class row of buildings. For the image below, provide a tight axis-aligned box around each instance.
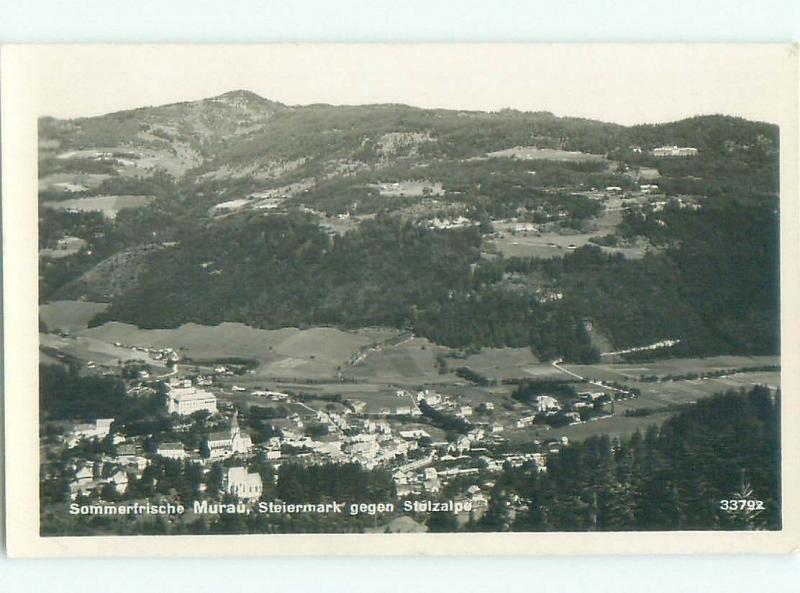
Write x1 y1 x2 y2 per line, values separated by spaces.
56 372 583 514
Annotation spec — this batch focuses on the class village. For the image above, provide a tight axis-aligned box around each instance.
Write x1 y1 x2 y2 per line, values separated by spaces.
40 343 641 531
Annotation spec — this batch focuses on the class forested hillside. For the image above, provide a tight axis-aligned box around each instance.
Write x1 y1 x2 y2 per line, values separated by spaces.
88 200 778 361
39 93 780 362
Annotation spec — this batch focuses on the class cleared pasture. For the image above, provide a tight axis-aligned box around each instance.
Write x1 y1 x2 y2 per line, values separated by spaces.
75 321 402 381
38 173 111 191
457 347 541 381
490 207 650 260
39 332 165 368
490 229 648 260
43 195 155 219
351 391 415 414
40 300 108 332
564 355 779 383
486 146 606 162
350 337 443 383
506 411 675 445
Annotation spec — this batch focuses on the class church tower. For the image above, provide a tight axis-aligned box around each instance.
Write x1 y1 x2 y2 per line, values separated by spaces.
229 410 252 454
230 410 240 438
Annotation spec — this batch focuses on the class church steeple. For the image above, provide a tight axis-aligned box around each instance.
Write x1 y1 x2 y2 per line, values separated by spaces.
230 410 240 437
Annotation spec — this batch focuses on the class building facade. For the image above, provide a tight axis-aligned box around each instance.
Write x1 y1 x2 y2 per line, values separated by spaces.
206 412 253 458
224 467 263 501
165 383 218 416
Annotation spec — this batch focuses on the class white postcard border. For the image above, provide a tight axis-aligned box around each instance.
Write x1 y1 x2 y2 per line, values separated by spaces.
3 44 798 557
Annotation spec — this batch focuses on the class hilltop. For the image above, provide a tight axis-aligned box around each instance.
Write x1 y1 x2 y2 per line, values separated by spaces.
39 91 777 191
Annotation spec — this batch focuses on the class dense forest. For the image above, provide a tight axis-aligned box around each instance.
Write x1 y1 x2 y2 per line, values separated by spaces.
39 364 164 426
277 463 395 504
88 196 778 361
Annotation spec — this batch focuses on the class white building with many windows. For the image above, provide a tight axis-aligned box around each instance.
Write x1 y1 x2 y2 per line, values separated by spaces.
651 145 698 157
165 382 217 415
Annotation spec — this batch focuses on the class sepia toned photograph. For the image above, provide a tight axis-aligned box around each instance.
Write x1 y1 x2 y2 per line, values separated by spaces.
2 44 798 556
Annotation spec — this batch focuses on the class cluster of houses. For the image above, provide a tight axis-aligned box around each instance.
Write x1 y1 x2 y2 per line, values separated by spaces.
113 341 180 365
60 408 263 502
52 370 591 518
68 460 133 499
62 436 148 500
652 196 701 212
426 216 477 230
65 449 262 503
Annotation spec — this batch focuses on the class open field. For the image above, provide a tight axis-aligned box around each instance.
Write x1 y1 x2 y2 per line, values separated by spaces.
40 332 167 368
48 144 204 179
486 146 606 162
350 337 444 383
621 371 780 409
506 411 675 445
39 300 108 332
215 390 313 416
40 236 88 259
352 390 416 414
316 215 362 236
43 195 155 219
490 211 649 260
501 359 782 443
78 321 396 359
624 166 661 181
38 172 112 192
456 348 541 381
40 305 779 445
74 321 402 381
562 355 779 383
211 198 250 211
556 357 779 414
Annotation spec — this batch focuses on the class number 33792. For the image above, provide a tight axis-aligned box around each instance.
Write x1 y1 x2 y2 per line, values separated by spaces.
719 499 764 511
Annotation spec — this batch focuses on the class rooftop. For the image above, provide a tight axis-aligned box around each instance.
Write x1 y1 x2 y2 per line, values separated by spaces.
168 386 216 401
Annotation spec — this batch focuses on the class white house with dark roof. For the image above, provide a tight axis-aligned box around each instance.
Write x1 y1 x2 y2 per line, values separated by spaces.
156 442 187 460
224 467 263 501
66 418 114 447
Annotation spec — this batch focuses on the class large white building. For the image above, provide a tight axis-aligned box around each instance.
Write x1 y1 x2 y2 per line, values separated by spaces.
224 467 263 501
165 382 217 415
651 145 699 157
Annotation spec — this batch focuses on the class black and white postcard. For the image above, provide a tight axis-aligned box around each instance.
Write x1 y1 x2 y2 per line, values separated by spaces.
2 44 798 556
